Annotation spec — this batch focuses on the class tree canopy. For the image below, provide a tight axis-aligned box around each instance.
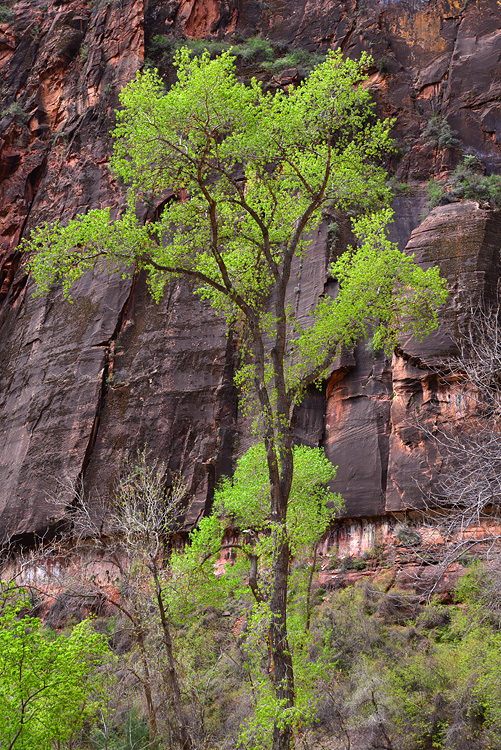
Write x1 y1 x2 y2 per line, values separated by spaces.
0 584 110 750
24 48 445 378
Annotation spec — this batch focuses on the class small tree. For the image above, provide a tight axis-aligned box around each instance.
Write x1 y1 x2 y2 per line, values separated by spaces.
0 582 110 750
62 452 200 749
110 455 194 750
23 49 447 749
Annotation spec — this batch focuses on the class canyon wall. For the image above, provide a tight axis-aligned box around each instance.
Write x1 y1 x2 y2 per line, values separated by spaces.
0 0 500 540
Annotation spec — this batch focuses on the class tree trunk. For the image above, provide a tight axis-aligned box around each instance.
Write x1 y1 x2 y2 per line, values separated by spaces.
136 629 158 738
270 529 295 750
152 565 193 750
253 312 296 750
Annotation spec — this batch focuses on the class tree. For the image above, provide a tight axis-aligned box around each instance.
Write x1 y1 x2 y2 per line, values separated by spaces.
0 582 110 750
22 48 447 749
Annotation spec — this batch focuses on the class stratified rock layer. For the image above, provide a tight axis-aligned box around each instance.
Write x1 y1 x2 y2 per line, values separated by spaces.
0 0 500 538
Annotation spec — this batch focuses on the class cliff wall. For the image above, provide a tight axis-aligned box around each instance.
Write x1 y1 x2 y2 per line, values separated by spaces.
0 0 500 540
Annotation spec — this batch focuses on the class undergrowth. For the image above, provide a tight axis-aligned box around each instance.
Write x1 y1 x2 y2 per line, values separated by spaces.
63 561 501 750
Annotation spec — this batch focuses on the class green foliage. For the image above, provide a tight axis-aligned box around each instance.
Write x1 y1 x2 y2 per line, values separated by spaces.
182 444 342 746
385 627 501 749
340 555 368 571
1 101 29 124
391 180 414 195
450 157 501 207
90 709 162 750
261 48 326 77
180 35 276 63
80 44 89 62
327 220 339 240
288 208 446 393
428 157 501 209
231 36 275 62
0 582 111 750
376 53 390 74
0 4 14 22
454 562 501 630
147 34 324 77
427 177 447 208
147 34 275 71
23 50 445 385
423 113 459 150
306 571 501 749
213 443 342 548
22 50 447 422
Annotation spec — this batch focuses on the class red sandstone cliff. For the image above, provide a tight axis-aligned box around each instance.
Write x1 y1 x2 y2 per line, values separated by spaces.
0 0 500 540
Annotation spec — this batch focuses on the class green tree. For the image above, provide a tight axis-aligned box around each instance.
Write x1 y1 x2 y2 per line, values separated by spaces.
0 583 110 750
22 49 447 749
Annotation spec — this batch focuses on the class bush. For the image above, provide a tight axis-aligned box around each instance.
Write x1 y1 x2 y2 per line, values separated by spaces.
341 555 368 571
376 54 389 75
427 178 448 208
428 157 501 210
423 113 459 150
1 101 29 124
148 35 275 64
90 710 162 750
262 48 326 77
449 158 501 207
395 524 422 547
231 36 275 62
454 562 501 629
0 4 14 23
416 606 451 632
376 588 417 624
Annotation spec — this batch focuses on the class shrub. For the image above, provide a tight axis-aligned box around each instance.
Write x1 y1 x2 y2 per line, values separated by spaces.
428 157 501 210
376 588 417 624
449 158 501 207
392 181 414 195
341 555 368 571
262 48 326 77
416 606 451 632
1 101 29 124
90 709 162 750
376 54 389 74
0 4 14 23
148 35 275 64
427 178 448 208
395 524 422 547
423 113 459 150
230 35 274 61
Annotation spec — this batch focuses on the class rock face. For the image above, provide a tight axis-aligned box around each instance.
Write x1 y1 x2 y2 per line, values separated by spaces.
0 0 500 539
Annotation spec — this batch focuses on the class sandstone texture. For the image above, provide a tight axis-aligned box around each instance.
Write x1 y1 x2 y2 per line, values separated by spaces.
0 0 500 540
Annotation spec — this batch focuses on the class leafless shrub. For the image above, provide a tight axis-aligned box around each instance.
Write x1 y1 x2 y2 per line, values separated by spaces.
29 451 197 749
406 305 501 594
